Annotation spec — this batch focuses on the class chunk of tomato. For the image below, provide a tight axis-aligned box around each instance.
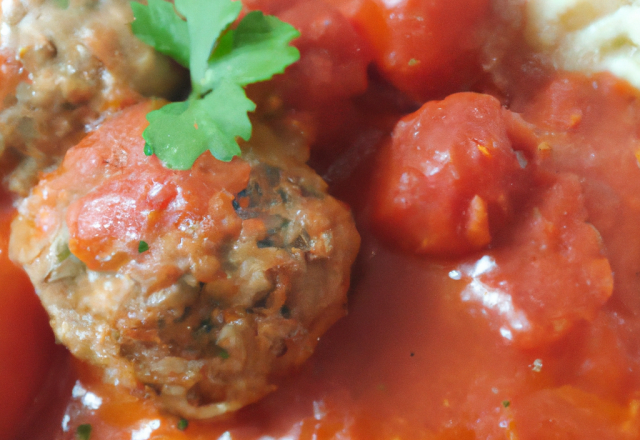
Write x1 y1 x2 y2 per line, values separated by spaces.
371 92 533 256
275 0 373 108
457 173 613 348
327 0 491 101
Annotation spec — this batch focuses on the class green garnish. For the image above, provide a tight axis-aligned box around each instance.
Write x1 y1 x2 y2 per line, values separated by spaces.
76 423 92 440
131 0 190 67
131 0 300 170
218 347 230 359
138 240 149 253
502 400 511 408
177 418 189 431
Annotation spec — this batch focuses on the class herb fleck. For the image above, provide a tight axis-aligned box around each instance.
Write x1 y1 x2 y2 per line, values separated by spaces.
218 347 230 359
76 423 92 440
502 400 511 408
177 418 189 431
138 240 149 253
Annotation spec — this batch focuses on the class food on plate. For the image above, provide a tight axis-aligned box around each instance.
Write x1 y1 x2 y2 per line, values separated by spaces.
5 0 640 438
0 0 185 193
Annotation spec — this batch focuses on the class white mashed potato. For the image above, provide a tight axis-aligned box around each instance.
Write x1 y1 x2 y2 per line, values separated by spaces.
526 0 640 89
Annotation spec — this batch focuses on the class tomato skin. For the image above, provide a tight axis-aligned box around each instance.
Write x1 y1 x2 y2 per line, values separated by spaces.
328 0 491 102
372 92 532 256
0 196 58 440
246 0 372 110
276 0 372 108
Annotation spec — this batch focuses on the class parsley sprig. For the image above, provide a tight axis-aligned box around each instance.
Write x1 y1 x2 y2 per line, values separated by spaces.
131 0 300 169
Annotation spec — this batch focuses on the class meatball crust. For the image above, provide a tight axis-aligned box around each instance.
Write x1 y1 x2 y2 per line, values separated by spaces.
0 0 185 193
10 101 360 418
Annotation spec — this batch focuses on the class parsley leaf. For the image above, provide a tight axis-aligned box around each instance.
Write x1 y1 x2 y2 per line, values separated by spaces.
130 0 189 68
174 0 242 85
204 11 301 89
131 0 300 169
143 80 254 169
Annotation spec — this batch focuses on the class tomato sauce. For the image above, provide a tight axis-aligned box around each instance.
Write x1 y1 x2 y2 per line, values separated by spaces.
6 2 640 440
29 72 640 439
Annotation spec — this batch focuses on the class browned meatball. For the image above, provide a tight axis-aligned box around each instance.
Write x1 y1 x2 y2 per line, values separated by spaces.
10 101 360 418
0 0 185 194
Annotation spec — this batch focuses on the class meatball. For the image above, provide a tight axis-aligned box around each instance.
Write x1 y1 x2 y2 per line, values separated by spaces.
0 0 185 194
10 101 361 418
